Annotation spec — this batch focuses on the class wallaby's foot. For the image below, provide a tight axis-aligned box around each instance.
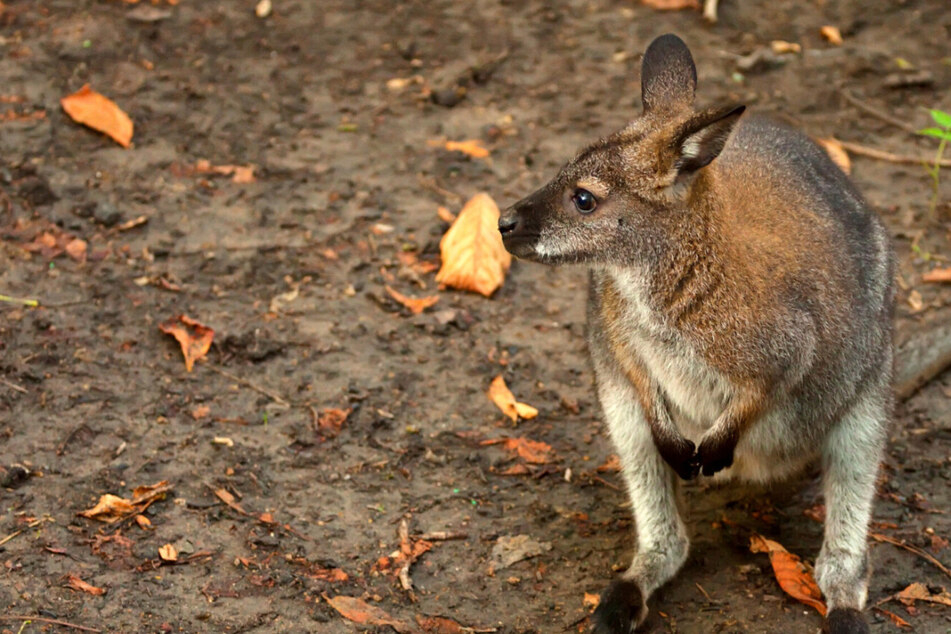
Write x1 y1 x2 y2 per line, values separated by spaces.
822 608 869 634
592 579 647 633
695 427 738 476
654 435 698 481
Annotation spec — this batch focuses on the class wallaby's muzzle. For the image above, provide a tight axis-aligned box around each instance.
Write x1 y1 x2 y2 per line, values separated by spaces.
499 190 546 259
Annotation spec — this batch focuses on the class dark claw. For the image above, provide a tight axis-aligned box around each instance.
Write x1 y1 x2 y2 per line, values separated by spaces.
822 608 870 634
592 578 646 633
655 435 698 481
696 429 737 476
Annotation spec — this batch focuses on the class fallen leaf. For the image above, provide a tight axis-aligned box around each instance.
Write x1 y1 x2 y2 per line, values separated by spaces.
820 25 843 46
907 289 924 313
771 40 802 54
489 534 552 571
191 405 211 420
875 607 912 629
212 436 234 447
481 437 553 464
596 454 621 473
583 592 601 611
317 408 351 437
487 375 538 422
922 267 951 283
323 595 414 633
158 543 178 562
192 159 256 183
78 481 173 523
135 515 152 529
64 238 88 263
213 487 248 515
308 565 349 583
437 206 456 223
65 574 106 596
499 463 531 476
444 139 490 159
750 534 827 616
158 315 214 372
816 138 851 174
436 193 511 297
416 614 466 633
254 0 272 18
60 84 133 147
640 0 699 9
385 285 439 315
896 582 951 607
930 534 949 552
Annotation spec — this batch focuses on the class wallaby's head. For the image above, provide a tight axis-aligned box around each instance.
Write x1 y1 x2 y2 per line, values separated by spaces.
499 34 745 265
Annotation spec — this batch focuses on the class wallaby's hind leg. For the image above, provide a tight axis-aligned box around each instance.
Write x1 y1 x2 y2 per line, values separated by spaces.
591 365 689 633
816 390 889 634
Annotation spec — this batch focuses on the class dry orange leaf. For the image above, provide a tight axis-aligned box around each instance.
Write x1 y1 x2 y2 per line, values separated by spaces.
323 595 413 633
416 614 467 633
436 193 511 297
820 25 843 46
135 515 152 529
750 534 827 616
385 285 439 315
596 454 621 473
922 267 951 283
896 582 951 607
213 487 248 515
158 314 214 372
875 607 911 629
488 375 538 422
158 543 178 562
641 0 699 10
78 480 172 523
60 84 133 147
481 437 554 464
444 139 490 159
65 574 106 596
64 238 88 263
191 404 211 420
308 565 349 583
816 138 851 175
437 205 456 223
583 592 601 611
193 159 256 184
317 407 351 437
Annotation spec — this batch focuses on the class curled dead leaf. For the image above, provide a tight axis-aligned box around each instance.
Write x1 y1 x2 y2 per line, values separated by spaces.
317 407 351 437
60 84 133 147
443 139 490 159
78 480 172 523
820 25 843 46
816 137 851 174
416 614 468 633
481 437 553 464
488 375 538 422
583 592 601 611
385 285 439 315
896 582 951 607
135 515 152 529
65 574 106 596
158 315 214 372
158 543 178 562
922 267 951 283
323 595 414 633
875 607 911 629
596 454 621 473
436 193 511 297
750 534 827 616
64 238 88 263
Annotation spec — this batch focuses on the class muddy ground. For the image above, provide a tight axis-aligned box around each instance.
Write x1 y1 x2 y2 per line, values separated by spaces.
1 1 950 632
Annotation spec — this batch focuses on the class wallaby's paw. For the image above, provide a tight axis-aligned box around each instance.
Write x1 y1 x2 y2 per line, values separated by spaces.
655 435 698 481
696 428 737 476
591 579 647 633
822 608 869 634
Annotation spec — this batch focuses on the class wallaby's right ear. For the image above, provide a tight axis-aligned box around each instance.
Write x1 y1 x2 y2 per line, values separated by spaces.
641 34 697 113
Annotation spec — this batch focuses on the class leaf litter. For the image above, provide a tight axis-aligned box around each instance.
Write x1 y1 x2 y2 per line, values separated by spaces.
60 84 133 147
487 375 538 422
158 315 214 372
78 480 172 523
749 534 827 615
436 193 511 297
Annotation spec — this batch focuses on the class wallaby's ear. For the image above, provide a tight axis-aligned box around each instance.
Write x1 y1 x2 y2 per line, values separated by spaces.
641 34 697 113
673 104 746 173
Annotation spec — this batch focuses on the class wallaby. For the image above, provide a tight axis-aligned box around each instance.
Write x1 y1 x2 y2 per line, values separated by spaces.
499 34 895 634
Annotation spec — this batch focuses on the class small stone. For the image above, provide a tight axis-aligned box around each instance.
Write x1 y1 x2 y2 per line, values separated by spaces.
94 202 122 227
431 86 466 108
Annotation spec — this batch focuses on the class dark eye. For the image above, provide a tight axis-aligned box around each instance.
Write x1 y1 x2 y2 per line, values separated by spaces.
573 189 597 213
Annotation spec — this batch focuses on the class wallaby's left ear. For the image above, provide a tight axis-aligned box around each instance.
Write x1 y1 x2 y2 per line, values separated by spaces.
674 104 746 173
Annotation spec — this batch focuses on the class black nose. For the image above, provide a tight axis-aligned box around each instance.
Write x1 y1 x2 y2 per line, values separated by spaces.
498 215 518 235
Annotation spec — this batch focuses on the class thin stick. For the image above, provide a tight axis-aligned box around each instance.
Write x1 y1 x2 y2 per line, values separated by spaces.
205 365 289 406
0 294 38 307
0 378 27 394
837 140 951 167
870 532 951 580
838 90 918 135
0 616 101 632
0 518 48 547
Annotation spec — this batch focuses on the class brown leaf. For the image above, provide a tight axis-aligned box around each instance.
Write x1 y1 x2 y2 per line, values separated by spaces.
385 285 439 315
158 543 178 562
416 614 466 633
64 238 88 263
499 463 531 476
596 454 621 473
922 267 951 283
135 515 152 529
875 607 912 629
896 582 951 607
820 25 843 46
193 159 256 183
640 0 699 10
443 139 490 159
213 487 248 515
750 534 827 616
583 592 601 611
816 138 851 174
317 407 351 437
78 494 137 522
60 84 133 147
323 595 414 633
158 314 214 372
487 375 538 422
308 565 349 583
436 193 511 297
65 574 106 595
437 206 456 223
191 404 211 420
481 437 554 465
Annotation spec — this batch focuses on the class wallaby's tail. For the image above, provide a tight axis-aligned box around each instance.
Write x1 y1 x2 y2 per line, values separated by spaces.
895 323 951 401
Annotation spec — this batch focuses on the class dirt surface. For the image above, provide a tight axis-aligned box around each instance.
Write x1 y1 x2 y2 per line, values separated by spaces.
2 1 951 632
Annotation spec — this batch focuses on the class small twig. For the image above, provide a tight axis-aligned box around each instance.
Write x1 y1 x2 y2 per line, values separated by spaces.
838 90 919 135
702 0 718 23
591 475 620 491
0 616 100 632
837 140 951 167
0 293 38 307
0 518 50 547
418 530 468 541
205 365 289 406
870 532 951 580
0 378 27 394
